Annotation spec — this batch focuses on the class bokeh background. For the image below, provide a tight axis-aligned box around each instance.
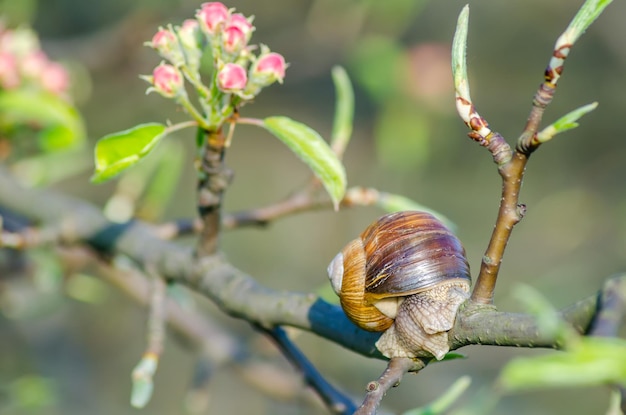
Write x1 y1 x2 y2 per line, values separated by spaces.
1 0 625 414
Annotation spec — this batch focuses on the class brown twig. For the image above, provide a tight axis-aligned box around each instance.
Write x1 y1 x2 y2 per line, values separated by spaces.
195 129 232 257
470 152 527 305
146 267 167 355
453 6 586 305
355 357 426 415
153 186 402 238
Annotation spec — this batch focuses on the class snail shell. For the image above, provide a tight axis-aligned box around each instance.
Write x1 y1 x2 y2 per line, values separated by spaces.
327 211 471 359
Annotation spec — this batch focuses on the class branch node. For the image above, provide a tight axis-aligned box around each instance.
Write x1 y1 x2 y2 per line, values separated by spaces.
366 381 379 392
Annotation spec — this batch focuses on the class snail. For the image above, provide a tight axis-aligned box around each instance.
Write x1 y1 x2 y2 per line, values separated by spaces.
327 211 471 360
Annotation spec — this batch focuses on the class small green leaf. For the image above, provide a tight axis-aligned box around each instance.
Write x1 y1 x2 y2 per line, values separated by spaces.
263 116 347 208
564 0 613 44
536 102 598 143
500 337 626 391
91 123 167 183
330 66 354 157
0 90 85 151
452 5 470 103
131 353 159 408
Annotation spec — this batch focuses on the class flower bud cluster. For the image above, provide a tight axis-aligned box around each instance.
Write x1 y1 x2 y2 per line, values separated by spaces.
143 2 287 129
0 25 70 98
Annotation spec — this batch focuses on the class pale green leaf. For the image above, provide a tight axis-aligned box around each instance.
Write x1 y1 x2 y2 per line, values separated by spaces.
263 116 347 208
451 5 470 102
330 66 354 156
130 354 158 408
500 337 626 391
565 0 614 44
536 102 598 143
91 123 166 183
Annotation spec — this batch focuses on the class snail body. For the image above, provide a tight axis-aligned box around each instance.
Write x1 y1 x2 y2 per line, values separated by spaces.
327 211 471 360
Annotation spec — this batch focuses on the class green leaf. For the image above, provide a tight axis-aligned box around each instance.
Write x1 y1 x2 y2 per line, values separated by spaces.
451 5 470 103
91 123 166 183
0 90 86 151
130 354 158 408
536 102 598 143
565 0 614 44
330 66 354 156
263 116 347 208
500 337 626 391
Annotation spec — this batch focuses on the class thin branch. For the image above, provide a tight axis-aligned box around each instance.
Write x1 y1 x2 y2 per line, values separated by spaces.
153 186 400 236
355 357 425 415
130 267 167 408
518 0 613 153
451 2 611 305
259 325 357 414
72 246 332 408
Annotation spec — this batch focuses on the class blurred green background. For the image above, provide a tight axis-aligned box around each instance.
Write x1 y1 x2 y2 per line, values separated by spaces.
1 0 625 414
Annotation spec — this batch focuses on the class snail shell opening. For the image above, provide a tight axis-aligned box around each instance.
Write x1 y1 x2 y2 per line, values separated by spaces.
327 252 344 295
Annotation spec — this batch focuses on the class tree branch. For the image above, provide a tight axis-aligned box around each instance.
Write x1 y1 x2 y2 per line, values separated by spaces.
0 166 603 359
355 357 424 415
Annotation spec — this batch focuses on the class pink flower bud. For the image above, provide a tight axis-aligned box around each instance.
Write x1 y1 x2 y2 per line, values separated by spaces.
149 28 184 66
217 63 247 92
196 2 229 35
151 63 183 97
222 26 246 54
227 13 254 41
40 62 70 95
151 29 177 51
0 52 20 89
251 52 286 86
